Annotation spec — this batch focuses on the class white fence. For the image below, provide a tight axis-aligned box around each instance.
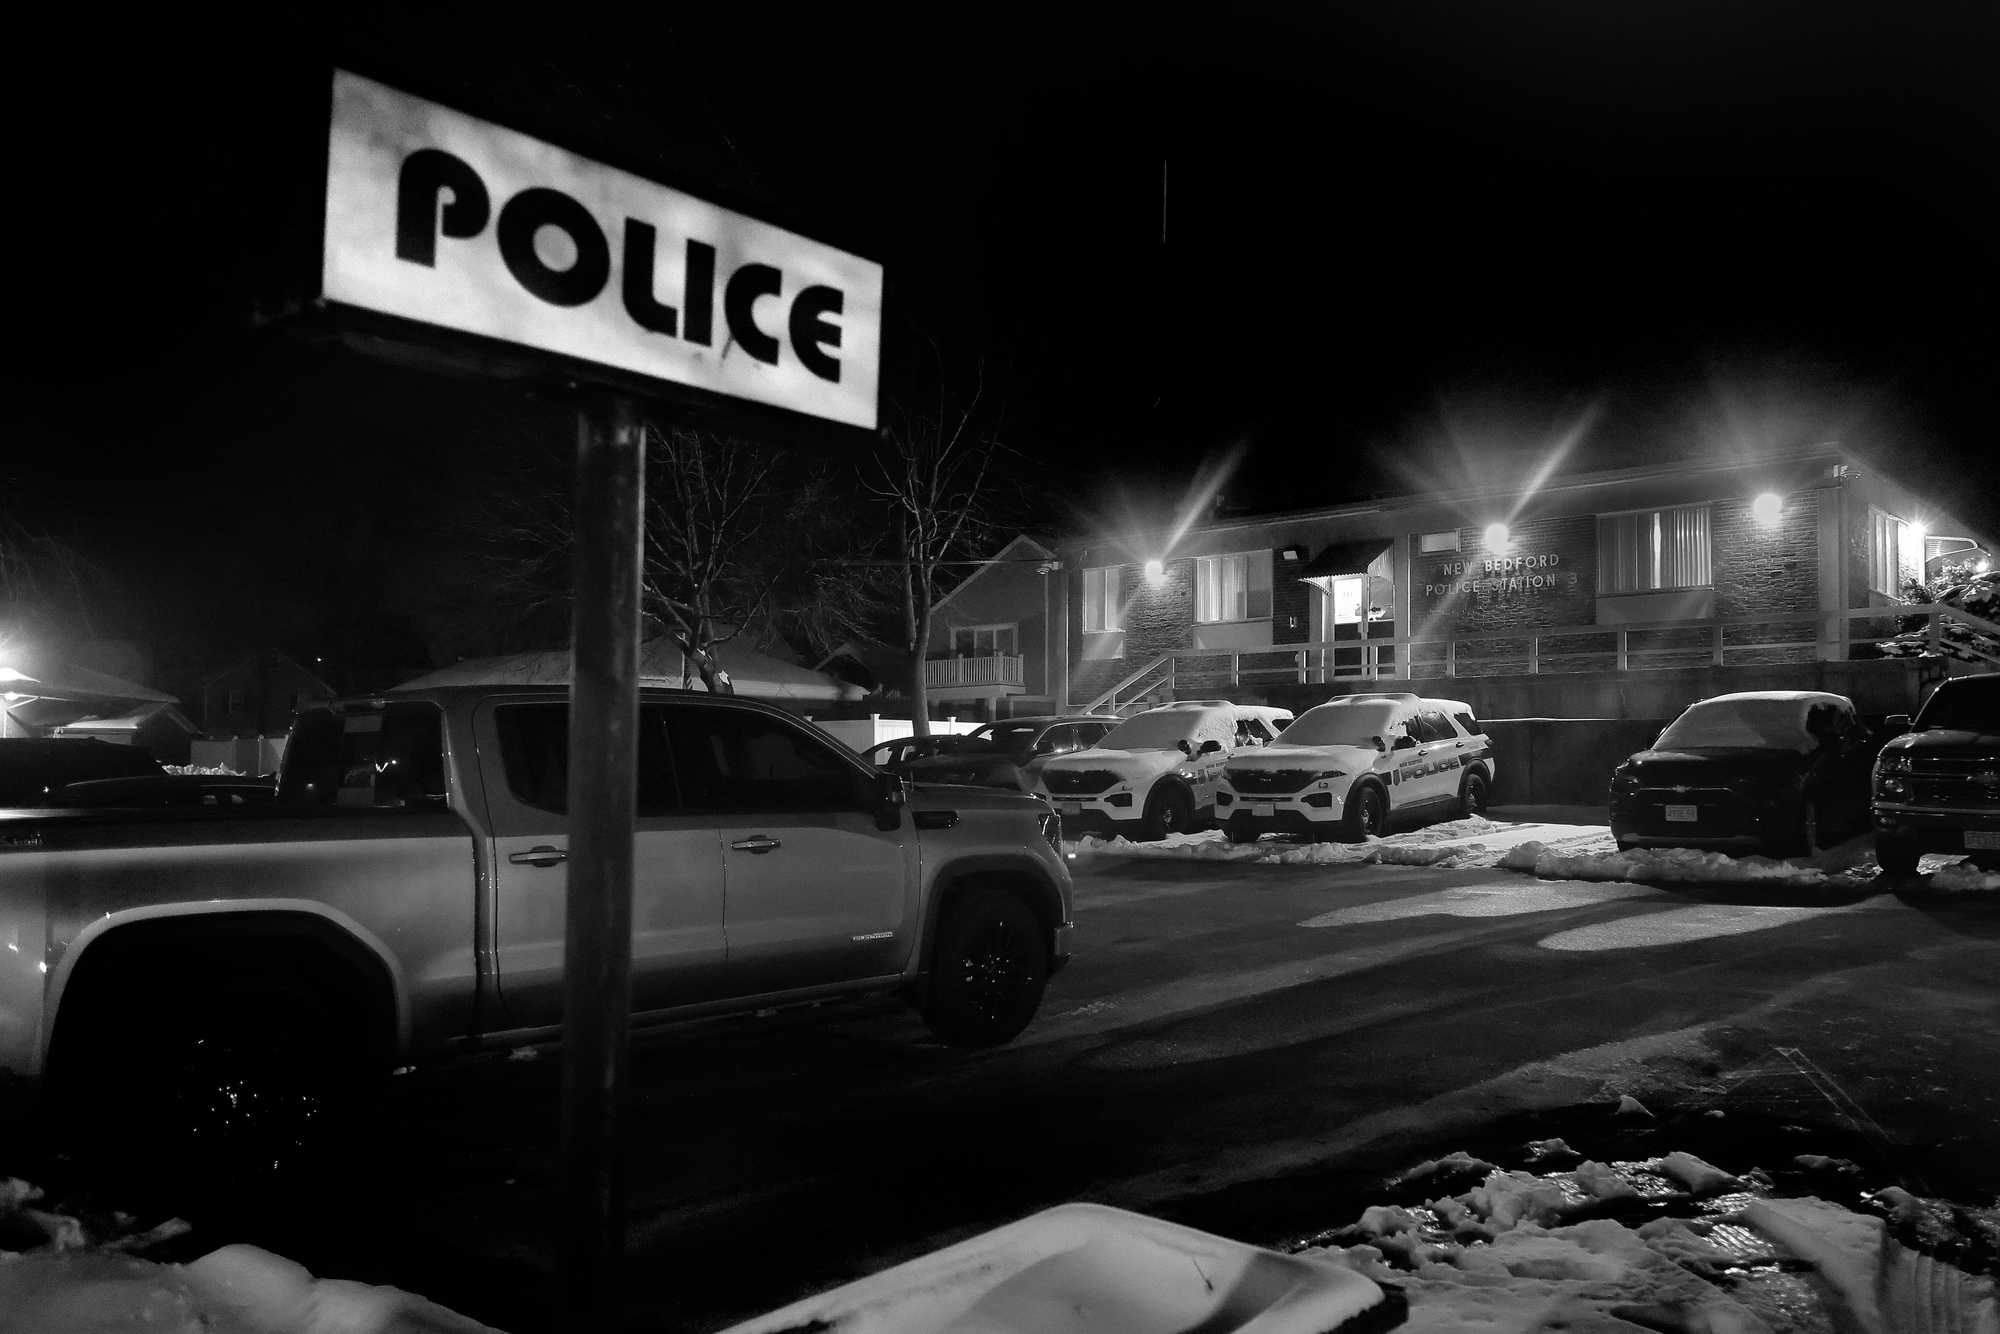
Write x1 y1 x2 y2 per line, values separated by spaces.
806 715 986 753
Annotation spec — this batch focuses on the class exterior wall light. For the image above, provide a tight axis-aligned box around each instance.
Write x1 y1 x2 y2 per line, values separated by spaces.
1752 492 1783 525
1144 558 1165 582
1482 523 1509 552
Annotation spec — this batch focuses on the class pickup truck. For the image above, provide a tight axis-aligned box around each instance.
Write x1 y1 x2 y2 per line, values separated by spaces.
0 686 1073 1178
1872 671 2000 875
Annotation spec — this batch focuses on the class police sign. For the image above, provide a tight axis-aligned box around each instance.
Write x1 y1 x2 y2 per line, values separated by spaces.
323 71 883 429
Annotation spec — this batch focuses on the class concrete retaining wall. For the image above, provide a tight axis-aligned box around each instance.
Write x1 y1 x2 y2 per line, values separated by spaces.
1482 718 1663 807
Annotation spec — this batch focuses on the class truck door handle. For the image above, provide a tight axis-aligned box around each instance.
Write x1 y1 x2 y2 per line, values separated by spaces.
731 836 783 854
508 845 568 867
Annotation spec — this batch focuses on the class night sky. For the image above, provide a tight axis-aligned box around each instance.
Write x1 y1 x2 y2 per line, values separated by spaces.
5 3 1996 689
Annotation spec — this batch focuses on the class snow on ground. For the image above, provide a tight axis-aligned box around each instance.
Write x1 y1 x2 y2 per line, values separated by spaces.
1065 811 2000 892
0 1178 503 1334
1300 1137 2000 1334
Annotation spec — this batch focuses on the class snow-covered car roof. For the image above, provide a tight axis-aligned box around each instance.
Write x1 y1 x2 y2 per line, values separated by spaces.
1678 690 1853 707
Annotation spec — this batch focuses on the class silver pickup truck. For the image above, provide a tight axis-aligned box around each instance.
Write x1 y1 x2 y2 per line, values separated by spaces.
0 685 1072 1175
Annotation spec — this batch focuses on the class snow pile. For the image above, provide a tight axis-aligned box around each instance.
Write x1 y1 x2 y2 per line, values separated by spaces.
0 1178 505 1334
1068 817 1609 871
163 763 250 776
1497 838 1881 889
1305 1148 2000 1334
1919 860 2000 893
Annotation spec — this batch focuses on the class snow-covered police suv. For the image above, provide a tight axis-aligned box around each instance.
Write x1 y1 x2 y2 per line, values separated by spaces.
1216 693 1495 842
1035 700 1292 840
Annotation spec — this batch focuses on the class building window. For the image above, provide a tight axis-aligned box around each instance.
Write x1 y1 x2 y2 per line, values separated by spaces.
1598 504 1713 595
952 624 1017 656
1419 530 1461 553
1867 508 1916 596
1082 566 1121 633
1196 552 1274 623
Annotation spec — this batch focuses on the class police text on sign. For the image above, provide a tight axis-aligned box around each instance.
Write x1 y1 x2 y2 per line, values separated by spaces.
322 72 883 430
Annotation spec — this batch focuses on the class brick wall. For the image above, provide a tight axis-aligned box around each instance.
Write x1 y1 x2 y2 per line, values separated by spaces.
1067 560 1198 706
1712 491 1819 618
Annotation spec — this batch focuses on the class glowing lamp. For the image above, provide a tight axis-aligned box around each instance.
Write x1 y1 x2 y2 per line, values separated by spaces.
1143 559 1165 582
1482 523 1509 552
1752 492 1783 525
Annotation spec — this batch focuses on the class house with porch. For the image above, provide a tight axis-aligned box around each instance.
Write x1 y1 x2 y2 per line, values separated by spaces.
1053 441 1996 725
916 534 1067 721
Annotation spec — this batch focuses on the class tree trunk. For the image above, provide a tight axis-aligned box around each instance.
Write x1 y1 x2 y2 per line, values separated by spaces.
908 584 932 737
671 631 734 695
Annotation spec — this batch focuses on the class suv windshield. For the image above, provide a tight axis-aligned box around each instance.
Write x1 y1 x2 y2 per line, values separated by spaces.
1100 710 1209 750
1280 701 1401 748
977 721 1044 755
1655 697 1808 752
1914 676 2000 732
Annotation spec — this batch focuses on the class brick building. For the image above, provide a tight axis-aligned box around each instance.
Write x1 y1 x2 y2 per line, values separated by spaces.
1052 443 1995 721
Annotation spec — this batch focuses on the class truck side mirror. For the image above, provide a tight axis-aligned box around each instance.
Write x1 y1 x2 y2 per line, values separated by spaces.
1886 713 1913 734
874 770 905 830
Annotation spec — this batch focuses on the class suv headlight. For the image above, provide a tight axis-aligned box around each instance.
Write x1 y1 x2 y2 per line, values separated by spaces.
1312 769 1349 782
1876 752 1914 776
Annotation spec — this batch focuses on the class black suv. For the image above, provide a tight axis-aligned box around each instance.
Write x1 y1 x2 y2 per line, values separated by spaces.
1872 673 2000 875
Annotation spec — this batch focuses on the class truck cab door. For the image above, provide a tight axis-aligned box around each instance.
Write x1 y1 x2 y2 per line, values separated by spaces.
664 701 915 998
477 700 727 1032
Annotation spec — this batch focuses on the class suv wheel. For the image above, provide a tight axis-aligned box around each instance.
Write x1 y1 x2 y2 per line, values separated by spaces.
1341 783 1387 842
1141 786 1193 841
1876 833 1921 878
1224 824 1260 844
925 888 1050 1047
1458 771 1489 819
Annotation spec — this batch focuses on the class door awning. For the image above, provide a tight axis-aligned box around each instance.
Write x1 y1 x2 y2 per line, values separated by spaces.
1297 538 1393 580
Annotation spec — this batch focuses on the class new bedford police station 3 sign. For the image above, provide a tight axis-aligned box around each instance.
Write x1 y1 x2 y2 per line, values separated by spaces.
322 71 883 430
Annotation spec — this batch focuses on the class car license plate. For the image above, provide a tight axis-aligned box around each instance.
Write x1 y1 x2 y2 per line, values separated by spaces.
1253 802 1275 818
1665 804 1698 823
1059 801 1082 818
1967 831 2000 850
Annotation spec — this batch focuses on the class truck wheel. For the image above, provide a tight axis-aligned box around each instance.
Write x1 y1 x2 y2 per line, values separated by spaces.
1458 771 1489 819
1340 783 1387 842
1141 786 1193 841
1780 800 1825 858
1876 833 1921 878
924 888 1050 1047
51 980 372 1209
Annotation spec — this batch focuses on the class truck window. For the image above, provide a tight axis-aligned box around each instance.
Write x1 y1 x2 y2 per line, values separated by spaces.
493 703 679 815
669 708 865 814
279 702 446 808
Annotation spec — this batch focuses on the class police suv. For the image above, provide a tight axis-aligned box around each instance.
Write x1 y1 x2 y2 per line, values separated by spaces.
1035 701 1292 841
1216 693 1496 842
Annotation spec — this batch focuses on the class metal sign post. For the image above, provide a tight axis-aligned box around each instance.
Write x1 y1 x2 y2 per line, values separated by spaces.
557 392 644 1328
313 69 882 1331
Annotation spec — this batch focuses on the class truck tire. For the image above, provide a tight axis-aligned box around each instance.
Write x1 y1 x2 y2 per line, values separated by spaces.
1876 833 1920 878
1140 785 1193 841
1341 782 1387 842
924 887 1050 1047
49 972 375 1209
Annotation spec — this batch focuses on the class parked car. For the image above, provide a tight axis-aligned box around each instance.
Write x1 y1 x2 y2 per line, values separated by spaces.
1872 672 2000 875
861 733 971 771
901 715 1119 792
50 772 277 809
5 686 1073 1191
0 738 166 807
1217 692 1495 842
1034 700 1293 840
1608 690 1877 857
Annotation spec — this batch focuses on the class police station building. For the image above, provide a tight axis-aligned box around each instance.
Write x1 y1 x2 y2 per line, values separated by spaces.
1056 442 1994 721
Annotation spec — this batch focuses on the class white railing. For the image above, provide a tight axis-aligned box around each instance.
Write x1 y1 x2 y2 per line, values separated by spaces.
923 654 1024 688
1081 653 1176 715
1133 605 2000 691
